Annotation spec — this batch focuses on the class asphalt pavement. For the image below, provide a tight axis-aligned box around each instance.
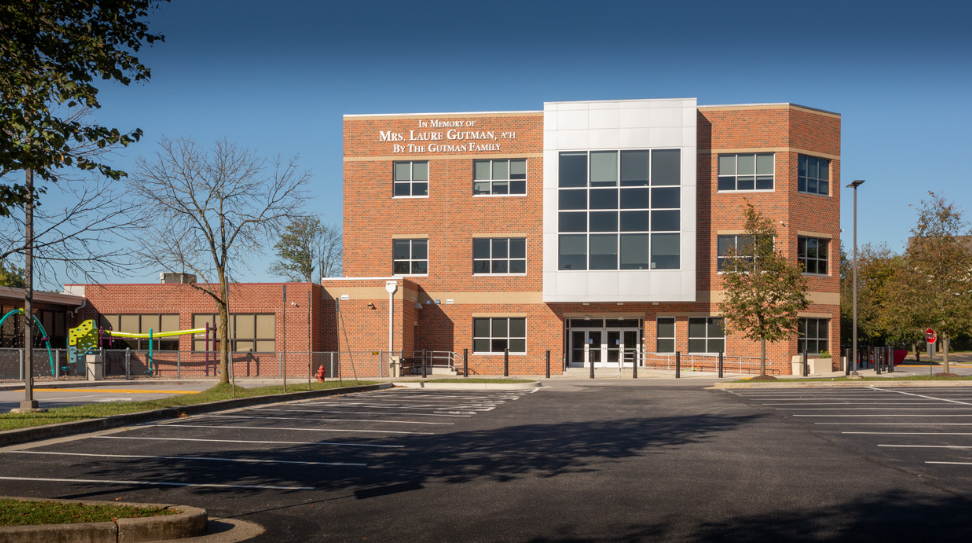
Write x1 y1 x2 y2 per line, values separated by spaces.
2 384 972 541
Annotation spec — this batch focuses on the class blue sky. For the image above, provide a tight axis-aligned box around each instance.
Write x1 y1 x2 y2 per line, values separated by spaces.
72 0 972 284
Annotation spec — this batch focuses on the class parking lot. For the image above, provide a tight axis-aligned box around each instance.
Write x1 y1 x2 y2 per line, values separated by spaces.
4 384 972 541
0 382 212 410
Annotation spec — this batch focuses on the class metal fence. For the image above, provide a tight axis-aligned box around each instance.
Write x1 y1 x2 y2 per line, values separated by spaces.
0 349 406 382
639 351 778 375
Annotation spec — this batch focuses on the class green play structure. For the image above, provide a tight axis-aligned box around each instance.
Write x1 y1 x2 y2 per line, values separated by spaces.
69 319 208 375
0 308 59 376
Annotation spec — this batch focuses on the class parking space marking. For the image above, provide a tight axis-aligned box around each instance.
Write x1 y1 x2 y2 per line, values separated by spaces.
879 444 972 449
794 414 972 417
151 423 433 435
92 436 404 448
872 387 972 406
926 461 972 466
2 450 367 467
782 407 972 410
844 431 972 436
255 408 471 417
816 422 972 426
0 476 314 491
199 414 455 425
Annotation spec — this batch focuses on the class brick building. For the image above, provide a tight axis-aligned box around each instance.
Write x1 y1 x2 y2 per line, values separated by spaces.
325 98 841 375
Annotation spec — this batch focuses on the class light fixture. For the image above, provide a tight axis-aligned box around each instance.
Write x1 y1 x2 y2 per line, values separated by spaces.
367 302 376 309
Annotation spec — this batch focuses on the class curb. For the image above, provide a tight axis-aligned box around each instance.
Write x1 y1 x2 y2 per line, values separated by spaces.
712 380 972 389
0 380 219 392
0 496 206 542
0 383 392 447
392 381 540 390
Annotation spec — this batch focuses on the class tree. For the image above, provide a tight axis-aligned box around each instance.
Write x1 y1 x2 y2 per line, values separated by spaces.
0 261 25 288
268 216 343 283
719 203 810 378
896 192 972 373
0 0 167 215
839 243 919 348
129 137 309 384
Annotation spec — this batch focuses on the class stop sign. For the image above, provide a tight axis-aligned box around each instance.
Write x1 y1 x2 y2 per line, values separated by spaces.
925 328 937 343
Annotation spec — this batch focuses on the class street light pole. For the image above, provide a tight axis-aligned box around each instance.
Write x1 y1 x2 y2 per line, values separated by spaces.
847 180 865 379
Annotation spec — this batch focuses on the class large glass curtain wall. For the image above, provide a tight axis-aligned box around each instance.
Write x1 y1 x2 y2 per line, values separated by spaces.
558 150 681 271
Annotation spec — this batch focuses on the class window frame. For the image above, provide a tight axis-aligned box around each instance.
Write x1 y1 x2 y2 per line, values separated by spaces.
472 317 527 355
797 236 829 276
687 317 725 355
798 155 830 197
392 238 429 276
191 313 276 353
473 158 527 197
472 238 527 276
717 153 775 192
798 318 829 355
656 317 676 353
393 161 429 198
99 313 181 351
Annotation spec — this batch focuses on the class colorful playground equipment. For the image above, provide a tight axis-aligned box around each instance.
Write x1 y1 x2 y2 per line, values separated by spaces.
69 319 217 376
0 308 59 376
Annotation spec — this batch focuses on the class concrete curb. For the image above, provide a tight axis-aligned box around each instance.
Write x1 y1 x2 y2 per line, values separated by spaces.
392 381 540 390
0 383 392 447
712 380 972 389
0 496 206 542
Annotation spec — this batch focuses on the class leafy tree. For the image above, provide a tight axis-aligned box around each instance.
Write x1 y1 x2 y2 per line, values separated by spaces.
129 137 309 384
0 0 167 215
0 261 26 288
719 203 810 377
896 192 972 373
269 216 343 283
840 243 919 347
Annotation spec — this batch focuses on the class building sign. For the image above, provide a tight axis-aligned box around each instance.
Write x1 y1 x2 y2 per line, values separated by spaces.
379 119 516 154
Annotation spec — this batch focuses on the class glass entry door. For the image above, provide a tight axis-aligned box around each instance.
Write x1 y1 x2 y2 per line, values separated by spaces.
568 319 641 368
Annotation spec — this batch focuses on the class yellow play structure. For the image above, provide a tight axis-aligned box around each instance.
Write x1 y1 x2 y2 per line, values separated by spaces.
69 318 211 375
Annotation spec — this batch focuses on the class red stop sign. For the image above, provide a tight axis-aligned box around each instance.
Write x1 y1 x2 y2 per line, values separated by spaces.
925 328 937 343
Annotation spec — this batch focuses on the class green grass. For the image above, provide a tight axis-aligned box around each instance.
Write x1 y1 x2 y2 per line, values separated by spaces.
422 378 535 384
0 499 175 527
0 381 376 431
730 374 972 384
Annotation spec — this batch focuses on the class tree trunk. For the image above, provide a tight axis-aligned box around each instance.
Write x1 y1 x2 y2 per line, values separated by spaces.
217 273 229 385
23 168 34 404
760 337 766 377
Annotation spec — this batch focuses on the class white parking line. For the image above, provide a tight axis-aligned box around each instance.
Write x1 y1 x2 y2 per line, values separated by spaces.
760 402 949 406
256 409 471 418
844 431 972 435
92 436 404 448
0 476 314 490
926 461 972 465
202 414 454 425
816 422 972 426
795 414 972 417
879 444 972 449
2 450 367 467
781 407 972 410
151 423 432 435
872 387 972 406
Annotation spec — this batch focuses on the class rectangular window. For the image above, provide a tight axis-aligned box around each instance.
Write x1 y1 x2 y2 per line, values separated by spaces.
99 314 180 351
557 149 680 271
473 317 526 354
687 317 725 354
473 159 526 196
718 153 774 191
799 318 829 354
798 155 829 196
473 238 526 274
393 161 429 197
393 239 428 275
717 234 774 271
192 313 275 352
798 237 829 275
656 317 675 353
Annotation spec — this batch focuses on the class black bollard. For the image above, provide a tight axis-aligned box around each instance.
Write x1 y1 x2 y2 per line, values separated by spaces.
844 347 850 376
504 348 509 377
464 348 468 378
590 351 595 379
888 346 894 373
718 351 723 378
675 351 681 379
875 346 881 375
633 349 638 379
422 349 427 378
803 350 809 377
545 350 550 379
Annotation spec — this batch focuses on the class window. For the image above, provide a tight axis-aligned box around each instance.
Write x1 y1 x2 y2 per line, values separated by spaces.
393 161 428 197
656 317 675 353
688 317 724 354
718 153 774 191
99 314 180 350
393 239 428 275
192 313 275 352
798 237 829 275
557 149 681 271
799 318 829 354
717 234 775 271
474 159 526 195
473 238 526 274
473 317 526 354
798 155 829 196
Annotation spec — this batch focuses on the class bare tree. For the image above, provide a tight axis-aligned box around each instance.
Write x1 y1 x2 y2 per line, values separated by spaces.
128 137 309 384
268 216 343 282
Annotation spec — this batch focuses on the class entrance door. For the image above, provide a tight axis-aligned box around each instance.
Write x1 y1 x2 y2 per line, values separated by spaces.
568 323 641 368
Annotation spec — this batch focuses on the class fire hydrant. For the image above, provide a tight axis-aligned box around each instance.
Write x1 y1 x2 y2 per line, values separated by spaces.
316 365 326 383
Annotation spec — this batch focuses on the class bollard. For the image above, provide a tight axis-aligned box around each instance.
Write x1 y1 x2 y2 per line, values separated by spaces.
422 349 428 378
125 347 131 380
875 346 881 375
504 348 509 377
803 350 808 377
177 350 181 379
888 346 894 373
545 350 550 379
589 353 595 379
675 351 681 378
633 348 638 379
844 347 850 376
464 348 469 378
718 351 723 378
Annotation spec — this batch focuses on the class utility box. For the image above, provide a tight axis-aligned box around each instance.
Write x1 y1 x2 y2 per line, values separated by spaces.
85 355 104 381
389 355 401 378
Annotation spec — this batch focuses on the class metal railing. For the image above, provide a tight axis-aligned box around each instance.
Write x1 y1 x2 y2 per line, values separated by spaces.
410 350 459 372
640 351 778 375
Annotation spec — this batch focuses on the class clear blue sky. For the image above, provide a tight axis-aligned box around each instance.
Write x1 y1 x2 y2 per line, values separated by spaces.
80 0 972 284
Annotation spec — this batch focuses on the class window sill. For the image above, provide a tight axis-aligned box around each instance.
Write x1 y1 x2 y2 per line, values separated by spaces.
472 273 528 277
801 273 831 277
472 352 527 356
797 191 831 198
473 193 528 198
716 189 775 193
393 195 430 199
393 274 429 277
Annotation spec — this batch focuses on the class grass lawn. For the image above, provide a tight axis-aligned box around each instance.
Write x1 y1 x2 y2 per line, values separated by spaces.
0 499 175 526
732 374 972 384
422 378 536 384
0 381 376 432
